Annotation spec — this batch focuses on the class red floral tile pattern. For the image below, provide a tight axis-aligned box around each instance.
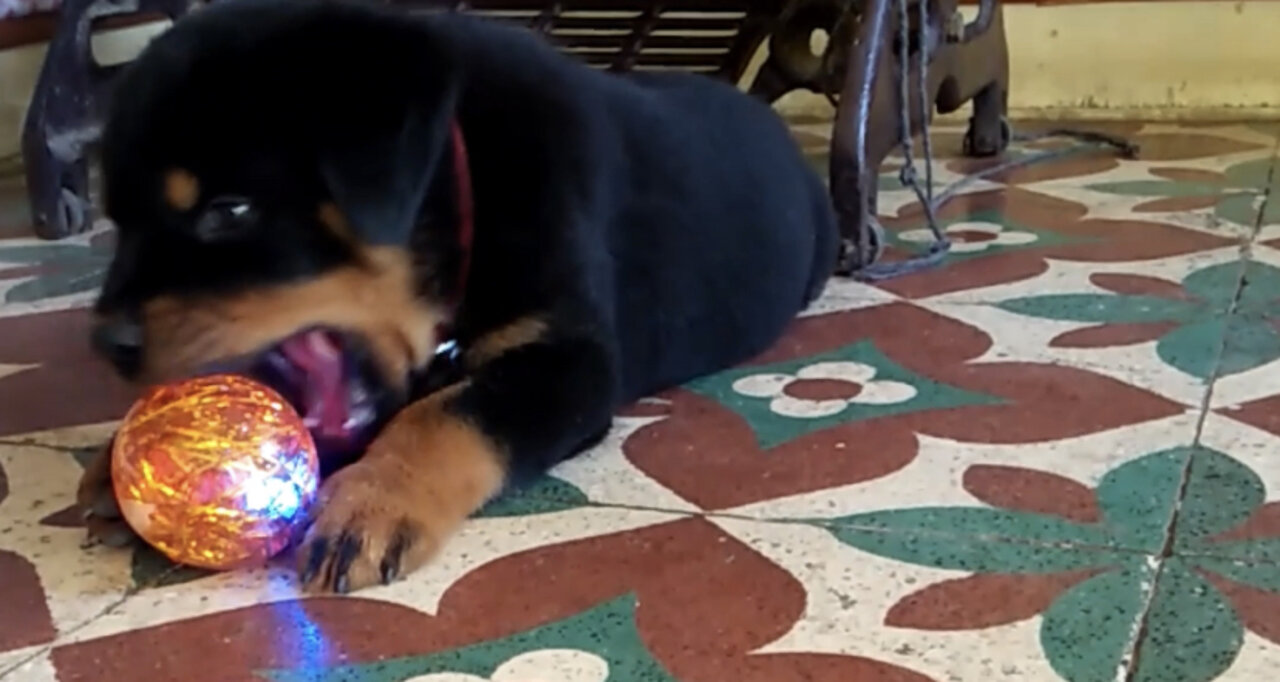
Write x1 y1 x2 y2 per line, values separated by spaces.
0 121 1277 682
876 188 1234 299
0 552 56 654
51 519 939 682
625 303 1183 510
0 307 134 437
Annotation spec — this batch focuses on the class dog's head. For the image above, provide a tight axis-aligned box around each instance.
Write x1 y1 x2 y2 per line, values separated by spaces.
92 0 462 454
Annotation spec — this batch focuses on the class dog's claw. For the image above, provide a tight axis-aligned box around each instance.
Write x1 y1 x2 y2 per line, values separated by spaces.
379 562 397 585
90 494 122 520
380 528 407 585
295 461 453 594
300 537 327 585
83 514 139 549
331 533 361 593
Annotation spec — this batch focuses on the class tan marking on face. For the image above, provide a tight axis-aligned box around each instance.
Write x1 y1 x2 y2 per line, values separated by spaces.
464 316 548 369
317 202 355 242
298 379 507 592
139 246 441 387
163 169 201 211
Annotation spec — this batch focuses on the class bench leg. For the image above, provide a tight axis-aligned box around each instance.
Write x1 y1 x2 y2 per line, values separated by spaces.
828 0 1010 275
828 0 893 273
961 0 1010 157
21 0 196 240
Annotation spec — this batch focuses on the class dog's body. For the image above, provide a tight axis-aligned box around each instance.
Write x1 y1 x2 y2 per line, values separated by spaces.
80 0 838 591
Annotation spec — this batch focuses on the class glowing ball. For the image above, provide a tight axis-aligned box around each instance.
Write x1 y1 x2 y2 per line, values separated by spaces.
111 374 320 570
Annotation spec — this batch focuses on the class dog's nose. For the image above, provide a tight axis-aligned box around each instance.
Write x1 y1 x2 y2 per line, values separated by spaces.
91 314 144 378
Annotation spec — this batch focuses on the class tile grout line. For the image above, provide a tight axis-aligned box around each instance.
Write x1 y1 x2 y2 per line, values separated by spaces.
1119 142 1276 682
512 491 1168 557
0 437 90 453
1248 135 1280 244
0 591 133 680
0 559 192 680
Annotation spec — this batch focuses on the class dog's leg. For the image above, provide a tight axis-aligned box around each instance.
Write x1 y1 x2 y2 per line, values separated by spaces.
297 329 615 593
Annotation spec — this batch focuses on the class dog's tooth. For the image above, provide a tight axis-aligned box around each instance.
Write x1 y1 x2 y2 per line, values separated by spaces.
307 330 341 361
345 405 374 430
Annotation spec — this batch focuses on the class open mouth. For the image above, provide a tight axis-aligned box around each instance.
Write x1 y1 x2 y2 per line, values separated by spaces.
248 328 396 466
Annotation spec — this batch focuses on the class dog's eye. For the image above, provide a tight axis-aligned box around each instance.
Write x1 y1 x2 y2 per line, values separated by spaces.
193 195 256 241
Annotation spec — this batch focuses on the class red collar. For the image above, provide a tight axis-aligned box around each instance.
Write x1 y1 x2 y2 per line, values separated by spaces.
431 122 473 354
448 120 474 311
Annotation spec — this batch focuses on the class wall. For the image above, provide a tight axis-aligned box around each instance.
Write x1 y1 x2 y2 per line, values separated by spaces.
3 0 1280 159
772 0 1280 119
1003 0 1280 117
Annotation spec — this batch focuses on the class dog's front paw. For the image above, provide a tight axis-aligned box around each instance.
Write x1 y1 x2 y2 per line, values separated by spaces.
75 437 141 549
297 386 508 594
296 458 454 594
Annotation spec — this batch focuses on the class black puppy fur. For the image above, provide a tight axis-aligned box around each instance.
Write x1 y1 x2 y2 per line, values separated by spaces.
84 0 838 592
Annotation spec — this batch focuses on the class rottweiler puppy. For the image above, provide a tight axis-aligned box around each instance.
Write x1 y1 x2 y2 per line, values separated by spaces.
78 0 838 593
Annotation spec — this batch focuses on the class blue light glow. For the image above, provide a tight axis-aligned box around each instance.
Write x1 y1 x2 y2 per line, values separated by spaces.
241 473 303 522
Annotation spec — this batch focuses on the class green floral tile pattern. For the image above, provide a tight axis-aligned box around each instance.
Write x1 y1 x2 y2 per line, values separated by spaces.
1087 158 1279 228
685 340 1002 449
827 447 1189 555
888 208 1088 260
8 122 1280 682
1128 557 1243 682
0 235 113 304
476 476 590 518
823 445 1280 682
1037 558 1156 682
1175 447 1280 563
998 261 1280 378
259 595 674 682
831 520 1121 573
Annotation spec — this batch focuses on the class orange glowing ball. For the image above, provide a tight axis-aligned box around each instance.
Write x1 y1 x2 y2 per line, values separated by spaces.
111 374 320 570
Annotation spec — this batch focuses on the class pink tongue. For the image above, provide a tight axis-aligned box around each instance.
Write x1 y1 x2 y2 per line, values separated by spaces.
278 330 349 438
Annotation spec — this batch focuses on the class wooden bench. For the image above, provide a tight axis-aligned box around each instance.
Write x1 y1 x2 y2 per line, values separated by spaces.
19 0 1010 276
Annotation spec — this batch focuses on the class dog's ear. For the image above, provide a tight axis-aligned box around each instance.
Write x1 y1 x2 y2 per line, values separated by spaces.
316 68 459 246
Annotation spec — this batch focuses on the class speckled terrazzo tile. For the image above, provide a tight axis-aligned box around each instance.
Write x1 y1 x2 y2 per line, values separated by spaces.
905 244 1272 411
0 165 34 241
0 314 134 441
4 117 1276 682
1013 123 1277 241
0 422 118 453
1241 121 1280 141
620 294 1201 516
1122 553 1278 682
871 192 1239 304
0 441 134 681
0 648 58 682
1115 414 1280 680
720 513 1280 682
1204 247 1280 401
35 514 999 682
715 407 1201 553
1131 406 1280 680
712 515 1155 682
1170 413 1280 564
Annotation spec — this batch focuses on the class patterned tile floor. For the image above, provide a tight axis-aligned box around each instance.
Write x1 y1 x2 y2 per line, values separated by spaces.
1 119 1279 682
